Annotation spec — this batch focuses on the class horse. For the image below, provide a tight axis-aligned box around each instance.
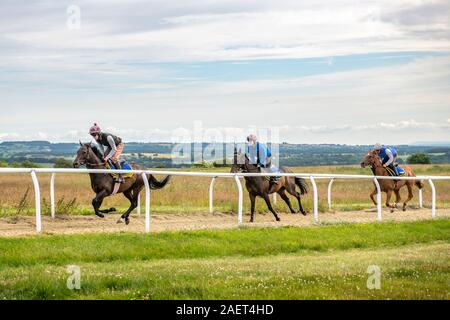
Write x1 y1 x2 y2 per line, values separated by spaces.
360 150 424 212
230 150 308 222
73 142 171 224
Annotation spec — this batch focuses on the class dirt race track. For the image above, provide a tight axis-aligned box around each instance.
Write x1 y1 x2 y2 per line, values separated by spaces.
0 207 449 237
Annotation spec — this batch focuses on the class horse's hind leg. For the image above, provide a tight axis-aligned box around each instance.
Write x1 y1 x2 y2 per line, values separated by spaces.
263 194 280 222
278 189 296 214
117 190 138 225
285 184 307 215
99 207 116 214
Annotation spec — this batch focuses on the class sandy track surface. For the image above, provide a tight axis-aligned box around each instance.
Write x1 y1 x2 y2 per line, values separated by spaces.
0 207 448 237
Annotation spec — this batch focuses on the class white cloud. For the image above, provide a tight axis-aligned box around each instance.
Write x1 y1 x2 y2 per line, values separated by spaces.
0 0 448 68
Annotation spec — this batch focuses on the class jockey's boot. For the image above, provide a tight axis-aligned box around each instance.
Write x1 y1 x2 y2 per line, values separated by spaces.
388 164 399 185
113 161 125 183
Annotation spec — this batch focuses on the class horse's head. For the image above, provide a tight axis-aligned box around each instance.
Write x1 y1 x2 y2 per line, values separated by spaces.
360 150 381 168
230 148 247 173
73 142 96 168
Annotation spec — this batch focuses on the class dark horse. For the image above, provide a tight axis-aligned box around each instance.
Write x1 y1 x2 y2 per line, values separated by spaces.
231 150 308 222
73 143 171 224
361 150 423 212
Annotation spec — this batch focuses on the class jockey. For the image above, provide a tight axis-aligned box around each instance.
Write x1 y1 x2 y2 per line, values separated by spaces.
374 143 399 176
246 134 279 186
89 123 125 183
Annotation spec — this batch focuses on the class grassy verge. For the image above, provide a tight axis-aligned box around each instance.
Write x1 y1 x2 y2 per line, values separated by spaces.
0 219 448 299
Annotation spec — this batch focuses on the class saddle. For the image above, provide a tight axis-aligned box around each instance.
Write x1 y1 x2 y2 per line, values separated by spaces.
261 165 282 182
105 161 134 180
385 165 406 177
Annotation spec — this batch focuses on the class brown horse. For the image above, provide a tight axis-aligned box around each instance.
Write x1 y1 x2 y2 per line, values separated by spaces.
73 143 171 224
231 150 308 222
360 150 424 212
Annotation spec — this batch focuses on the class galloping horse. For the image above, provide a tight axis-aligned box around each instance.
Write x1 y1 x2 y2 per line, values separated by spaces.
231 149 308 222
73 143 171 224
360 150 423 212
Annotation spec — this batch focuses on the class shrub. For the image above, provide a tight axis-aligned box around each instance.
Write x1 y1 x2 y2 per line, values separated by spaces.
407 153 431 164
54 158 73 168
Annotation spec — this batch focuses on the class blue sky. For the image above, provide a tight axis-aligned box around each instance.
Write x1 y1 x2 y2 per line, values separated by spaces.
0 0 449 144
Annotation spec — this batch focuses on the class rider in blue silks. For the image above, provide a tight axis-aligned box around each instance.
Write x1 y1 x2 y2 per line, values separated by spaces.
374 143 400 176
246 134 280 187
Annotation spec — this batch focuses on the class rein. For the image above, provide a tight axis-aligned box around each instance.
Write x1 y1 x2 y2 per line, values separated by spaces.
85 162 106 168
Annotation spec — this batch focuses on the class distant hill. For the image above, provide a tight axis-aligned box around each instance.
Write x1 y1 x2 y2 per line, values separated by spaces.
1 141 449 167
412 141 450 147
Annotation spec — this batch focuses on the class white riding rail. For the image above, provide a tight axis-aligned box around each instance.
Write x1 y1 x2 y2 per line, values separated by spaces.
0 168 448 234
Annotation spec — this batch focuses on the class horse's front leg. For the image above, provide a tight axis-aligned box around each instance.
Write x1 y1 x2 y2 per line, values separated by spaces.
385 190 396 213
263 194 280 222
117 190 138 225
249 193 256 223
92 190 109 218
370 188 378 206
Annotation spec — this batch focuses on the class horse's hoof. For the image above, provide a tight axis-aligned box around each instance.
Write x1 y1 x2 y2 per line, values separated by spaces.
276 218 281 222
125 218 130 225
390 209 395 213
249 220 254 223
301 211 307 216
96 213 105 218
117 217 125 224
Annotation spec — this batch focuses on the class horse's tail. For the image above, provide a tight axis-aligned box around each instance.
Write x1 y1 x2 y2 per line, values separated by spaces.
415 179 425 190
149 175 171 190
407 167 424 190
295 177 308 195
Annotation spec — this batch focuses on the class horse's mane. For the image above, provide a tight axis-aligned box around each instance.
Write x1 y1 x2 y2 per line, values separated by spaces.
237 152 259 172
86 143 103 161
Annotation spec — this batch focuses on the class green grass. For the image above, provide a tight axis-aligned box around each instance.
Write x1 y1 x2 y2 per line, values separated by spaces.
0 219 449 299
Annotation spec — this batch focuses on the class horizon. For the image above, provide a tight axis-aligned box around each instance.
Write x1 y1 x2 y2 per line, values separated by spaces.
1 139 450 148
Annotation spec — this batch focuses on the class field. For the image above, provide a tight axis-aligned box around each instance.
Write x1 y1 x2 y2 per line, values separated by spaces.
0 220 448 299
0 164 448 300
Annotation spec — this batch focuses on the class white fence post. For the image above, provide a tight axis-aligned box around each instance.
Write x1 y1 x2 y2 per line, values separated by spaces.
141 173 151 233
373 178 382 222
209 177 216 214
428 178 436 219
234 175 243 225
50 173 56 219
50 173 56 218
137 193 141 216
419 188 423 208
327 178 334 211
309 176 319 224
273 193 277 205
31 170 41 233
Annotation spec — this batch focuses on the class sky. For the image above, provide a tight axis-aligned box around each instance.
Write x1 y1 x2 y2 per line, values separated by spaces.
0 0 449 145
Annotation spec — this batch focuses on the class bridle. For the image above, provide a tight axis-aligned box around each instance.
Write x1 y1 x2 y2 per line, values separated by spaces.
76 145 106 168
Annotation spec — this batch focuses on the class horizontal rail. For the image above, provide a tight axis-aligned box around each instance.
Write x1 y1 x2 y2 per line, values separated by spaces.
0 168 447 234
0 168 448 181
